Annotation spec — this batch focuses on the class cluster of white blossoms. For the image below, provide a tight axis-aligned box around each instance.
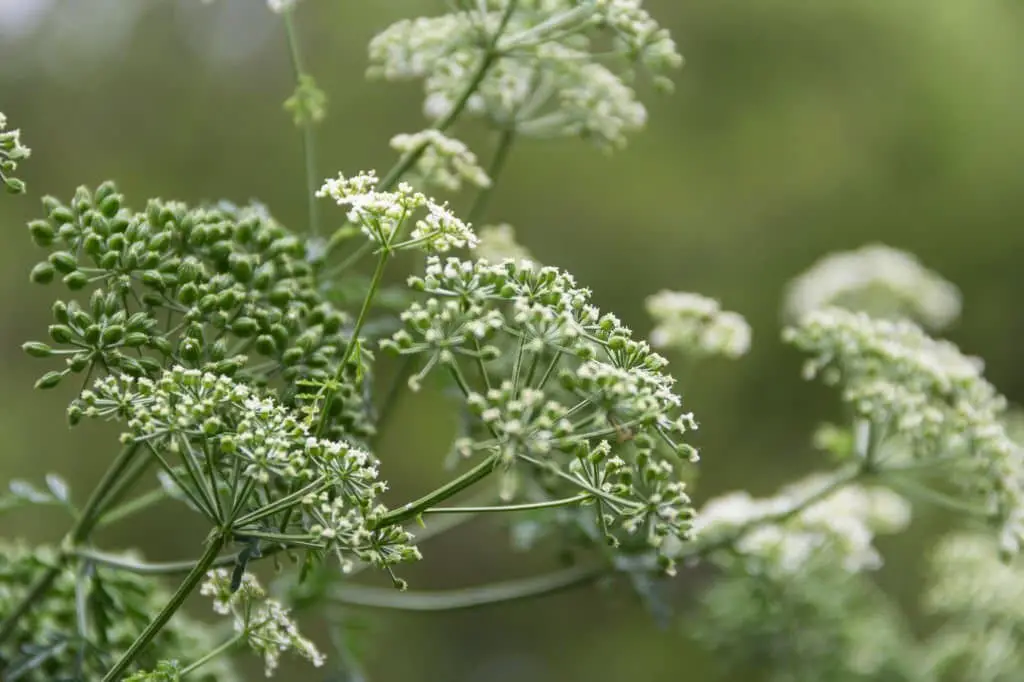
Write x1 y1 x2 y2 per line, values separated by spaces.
78 367 420 571
367 1 682 150
693 474 911 575
783 243 962 330
201 569 324 676
920 533 1024 679
645 290 751 359
475 223 535 265
1 111 31 194
389 130 491 192
383 256 700 569
318 170 478 252
785 308 1024 555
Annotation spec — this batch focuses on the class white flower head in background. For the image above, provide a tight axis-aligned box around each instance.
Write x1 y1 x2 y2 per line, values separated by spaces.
785 307 1024 556
645 290 751 359
389 130 491 192
0 110 31 194
783 243 962 330
367 1 682 151
476 223 535 265
694 474 910 575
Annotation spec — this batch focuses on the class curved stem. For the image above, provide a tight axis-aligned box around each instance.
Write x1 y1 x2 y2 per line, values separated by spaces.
371 454 499 529
97 487 167 529
332 562 602 612
103 532 228 681
0 444 140 645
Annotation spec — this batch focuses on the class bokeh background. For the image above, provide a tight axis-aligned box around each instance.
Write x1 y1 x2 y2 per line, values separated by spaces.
2 0 1023 680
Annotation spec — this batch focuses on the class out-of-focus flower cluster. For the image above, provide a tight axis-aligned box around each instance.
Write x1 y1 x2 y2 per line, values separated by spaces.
694 473 910 575
200 569 324 677
318 170 478 253
0 541 237 682
389 130 491 193
645 290 751 359
783 244 962 331
475 223 535 265
367 1 683 150
24 183 374 442
0 111 31 194
919 532 1024 681
78 366 420 573
784 308 1024 555
382 256 699 572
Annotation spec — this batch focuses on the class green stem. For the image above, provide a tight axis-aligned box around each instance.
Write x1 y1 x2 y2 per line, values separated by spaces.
233 476 328 527
466 127 516 225
283 10 320 239
102 532 229 681
0 444 140 645
315 250 390 438
372 454 499 529
332 561 602 611
97 487 167 529
74 544 288 577
425 493 590 514
180 633 244 678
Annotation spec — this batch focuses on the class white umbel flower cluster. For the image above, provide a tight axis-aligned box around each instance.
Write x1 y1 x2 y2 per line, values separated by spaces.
389 130 491 192
785 308 1024 555
79 366 420 571
645 290 751 358
783 243 962 330
0 110 31 194
695 474 910 575
201 569 324 676
367 1 682 150
318 170 478 252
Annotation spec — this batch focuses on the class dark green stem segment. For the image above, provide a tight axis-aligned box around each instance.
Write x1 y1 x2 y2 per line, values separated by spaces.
371 454 499 529
332 561 602 611
102 532 229 681
0 444 140 645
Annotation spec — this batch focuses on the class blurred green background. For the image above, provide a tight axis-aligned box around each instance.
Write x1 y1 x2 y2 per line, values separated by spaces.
2 0 1024 679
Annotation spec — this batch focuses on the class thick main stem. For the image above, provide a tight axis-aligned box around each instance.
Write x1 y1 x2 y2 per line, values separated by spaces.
0 444 140 645
102 532 228 681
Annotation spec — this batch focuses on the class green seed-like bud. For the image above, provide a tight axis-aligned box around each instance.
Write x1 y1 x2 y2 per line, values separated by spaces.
177 282 199 306
34 370 65 390
30 262 56 284
229 253 254 282
101 325 125 345
99 251 120 270
49 251 77 274
150 336 172 355
82 233 104 256
180 338 201 364
48 325 74 343
28 220 56 246
231 317 259 337
99 193 121 218
282 347 304 366
137 356 163 374
84 324 101 345
63 271 89 290
52 301 70 324
67 403 83 427
255 334 277 356
22 341 54 358
49 206 75 224
141 270 165 290
67 353 90 372
123 332 149 347
95 180 117 204
210 338 229 361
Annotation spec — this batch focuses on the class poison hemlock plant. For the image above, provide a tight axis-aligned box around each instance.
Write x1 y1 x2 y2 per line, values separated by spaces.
1 2 1022 681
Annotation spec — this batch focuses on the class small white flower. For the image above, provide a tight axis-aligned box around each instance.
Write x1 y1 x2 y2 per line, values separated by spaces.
646 290 751 358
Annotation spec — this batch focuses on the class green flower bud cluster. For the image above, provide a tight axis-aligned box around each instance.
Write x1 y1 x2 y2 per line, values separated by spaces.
25 183 374 441
78 367 420 573
0 112 31 195
384 256 699 572
0 541 237 682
